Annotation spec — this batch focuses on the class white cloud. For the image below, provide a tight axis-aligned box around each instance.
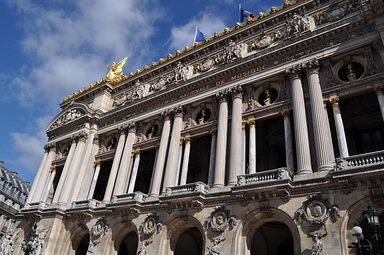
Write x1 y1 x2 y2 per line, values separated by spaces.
169 11 227 50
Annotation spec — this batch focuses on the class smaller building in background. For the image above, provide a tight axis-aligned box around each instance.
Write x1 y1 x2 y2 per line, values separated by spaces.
0 160 29 238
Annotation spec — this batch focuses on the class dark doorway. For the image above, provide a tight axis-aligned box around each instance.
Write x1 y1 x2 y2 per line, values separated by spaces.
75 234 90 255
250 221 294 255
174 227 203 255
187 135 211 184
118 232 138 255
92 160 112 201
134 149 156 194
47 165 63 203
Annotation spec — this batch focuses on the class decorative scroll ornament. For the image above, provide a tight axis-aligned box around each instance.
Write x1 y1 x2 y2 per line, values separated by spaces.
249 30 284 51
51 108 84 129
138 215 163 255
204 207 237 255
104 57 128 84
295 196 340 225
88 217 109 253
21 222 48 255
286 13 310 38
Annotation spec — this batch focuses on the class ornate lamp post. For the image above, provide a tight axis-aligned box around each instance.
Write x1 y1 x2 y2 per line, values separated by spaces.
350 207 383 255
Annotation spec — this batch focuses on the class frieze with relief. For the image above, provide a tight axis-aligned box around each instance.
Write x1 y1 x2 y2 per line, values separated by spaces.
248 30 284 52
50 108 85 129
313 0 360 26
285 13 311 38
114 80 149 107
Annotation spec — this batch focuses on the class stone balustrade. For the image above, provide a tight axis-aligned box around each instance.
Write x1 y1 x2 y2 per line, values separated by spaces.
237 167 292 186
71 199 101 209
163 182 209 197
110 192 147 204
335 150 384 171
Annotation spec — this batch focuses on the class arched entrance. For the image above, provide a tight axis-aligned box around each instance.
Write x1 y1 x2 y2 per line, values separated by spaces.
174 227 203 255
118 232 138 255
250 221 294 255
75 234 90 255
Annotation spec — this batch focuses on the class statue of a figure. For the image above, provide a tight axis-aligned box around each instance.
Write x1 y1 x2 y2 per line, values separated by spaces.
222 40 242 63
311 233 326 255
286 13 310 37
105 57 128 83
174 61 188 82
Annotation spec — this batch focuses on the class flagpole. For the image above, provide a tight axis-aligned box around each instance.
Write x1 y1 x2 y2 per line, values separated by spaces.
239 4 242 23
193 25 198 44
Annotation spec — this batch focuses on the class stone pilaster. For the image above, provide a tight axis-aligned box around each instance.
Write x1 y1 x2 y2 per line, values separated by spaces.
128 150 141 193
149 111 171 197
87 160 101 199
163 106 184 192
114 122 137 195
282 111 294 172
103 126 127 201
208 130 216 186
288 65 312 174
214 91 229 188
248 119 257 174
179 137 191 185
229 85 243 185
330 96 349 158
305 59 334 171
41 164 57 202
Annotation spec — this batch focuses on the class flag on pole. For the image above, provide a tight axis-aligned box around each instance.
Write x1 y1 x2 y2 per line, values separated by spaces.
239 4 255 22
193 26 206 43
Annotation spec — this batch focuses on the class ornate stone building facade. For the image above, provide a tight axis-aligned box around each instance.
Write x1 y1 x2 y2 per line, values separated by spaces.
7 0 384 254
0 161 29 247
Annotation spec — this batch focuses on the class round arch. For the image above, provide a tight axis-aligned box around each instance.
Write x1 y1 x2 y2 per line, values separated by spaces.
106 221 139 255
59 223 89 255
232 208 300 255
159 215 206 255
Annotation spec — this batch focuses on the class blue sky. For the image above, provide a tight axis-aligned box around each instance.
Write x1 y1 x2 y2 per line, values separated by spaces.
0 0 282 183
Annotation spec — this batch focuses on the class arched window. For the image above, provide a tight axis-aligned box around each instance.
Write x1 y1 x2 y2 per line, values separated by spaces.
75 234 90 255
174 227 203 255
250 221 294 255
118 232 138 255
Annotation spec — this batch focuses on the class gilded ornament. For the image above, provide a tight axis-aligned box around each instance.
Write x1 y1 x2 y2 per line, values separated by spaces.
105 57 128 84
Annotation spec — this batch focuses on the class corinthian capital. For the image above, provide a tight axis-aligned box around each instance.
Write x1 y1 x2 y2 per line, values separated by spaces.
172 105 184 118
304 59 320 74
127 121 136 133
230 85 243 99
216 89 229 103
44 142 56 152
286 64 302 79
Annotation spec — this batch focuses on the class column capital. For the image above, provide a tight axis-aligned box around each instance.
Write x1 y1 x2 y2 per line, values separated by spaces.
286 64 302 79
49 164 57 173
93 136 99 145
210 129 217 137
118 124 128 135
172 105 184 118
184 137 191 144
77 131 88 142
247 119 256 128
134 149 141 156
230 85 243 100
127 121 136 133
329 96 340 106
374 85 384 96
94 159 101 167
216 90 229 103
44 142 56 152
161 109 172 121
304 59 320 74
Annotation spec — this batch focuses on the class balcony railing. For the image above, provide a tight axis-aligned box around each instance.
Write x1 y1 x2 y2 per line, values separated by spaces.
71 199 100 209
111 192 147 204
164 182 209 197
335 150 384 171
237 167 292 186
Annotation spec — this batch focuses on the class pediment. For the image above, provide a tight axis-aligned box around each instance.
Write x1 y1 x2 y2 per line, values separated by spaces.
47 103 93 131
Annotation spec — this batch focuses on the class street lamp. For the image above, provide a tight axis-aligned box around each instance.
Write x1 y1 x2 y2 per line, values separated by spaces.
350 207 383 255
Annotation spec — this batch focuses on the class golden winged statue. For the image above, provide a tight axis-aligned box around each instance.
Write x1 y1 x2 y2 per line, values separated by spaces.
105 57 128 84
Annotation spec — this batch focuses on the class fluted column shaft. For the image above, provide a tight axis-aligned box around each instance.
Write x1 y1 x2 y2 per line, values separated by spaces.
103 128 126 201
242 125 246 175
127 150 141 193
208 131 216 186
329 96 349 158
180 137 191 185
149 113 171 196
114 123 136 195
375 86 384 122
214 94 228 188
87 161 101 199
41 165 57 202
27 146 49 203
306 60 334 171
175 139 184 185
282 111 294 172
289 66 312 174
248 120 256 174
163 108 184 191
229 86 243 185
52 139 77 203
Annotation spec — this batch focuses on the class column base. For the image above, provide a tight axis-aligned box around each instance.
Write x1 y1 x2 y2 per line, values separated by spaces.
295 169 313 175
145 195 160 202
318 165 334 172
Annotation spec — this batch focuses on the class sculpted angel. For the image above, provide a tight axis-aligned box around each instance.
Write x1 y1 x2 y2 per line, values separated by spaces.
106 57 128 83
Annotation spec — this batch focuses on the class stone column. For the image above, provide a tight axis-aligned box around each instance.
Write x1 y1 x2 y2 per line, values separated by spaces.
103 126 127 202
58 131 88 205
175 139 184 185
28 142 55 203
330 96 349 158
248 119 256 174
87 160 101 199
208 130 216 186
288 65 312 174
127 150 141 193
163 106 184 191
52 138 77 203
282 111 294 172
375 86 384 122
242 124 246 175
229 85 243 185
214 91 228 188
179 137 191 185
305 59 334 171
113 122 136 195
41 165 57 202
149 111 171 197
